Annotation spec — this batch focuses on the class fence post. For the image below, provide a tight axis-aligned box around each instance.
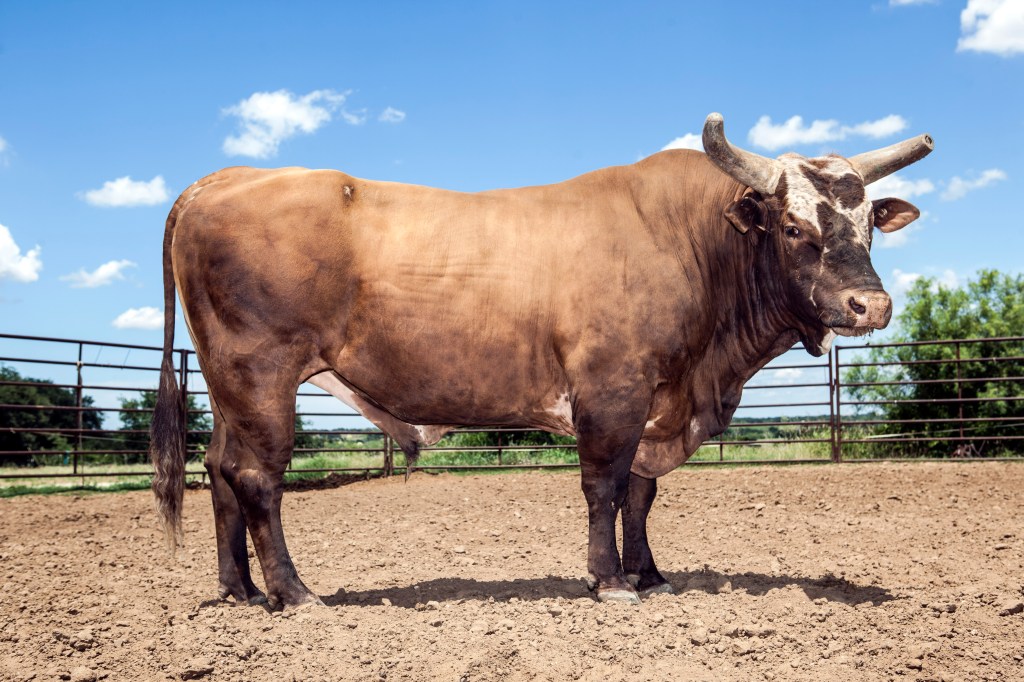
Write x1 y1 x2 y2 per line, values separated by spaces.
74 342 83 475
955 341 964 443
832 346 843 463
497 432 503 466
383 433 394 477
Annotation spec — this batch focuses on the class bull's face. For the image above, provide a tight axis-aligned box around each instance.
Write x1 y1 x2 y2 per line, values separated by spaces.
702 113 933 356
724 155 921 355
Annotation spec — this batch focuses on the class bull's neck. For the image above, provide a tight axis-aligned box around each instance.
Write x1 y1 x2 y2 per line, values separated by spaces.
705 196 798 377
632 152 802 418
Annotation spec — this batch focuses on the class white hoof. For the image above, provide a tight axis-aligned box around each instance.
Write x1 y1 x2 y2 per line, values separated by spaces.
597 589 642 605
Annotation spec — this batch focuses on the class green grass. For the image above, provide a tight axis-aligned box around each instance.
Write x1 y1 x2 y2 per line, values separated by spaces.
13 426 1014 497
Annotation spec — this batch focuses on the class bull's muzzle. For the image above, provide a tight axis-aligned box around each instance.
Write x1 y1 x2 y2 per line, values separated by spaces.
843 286 892 329
836 288 892 331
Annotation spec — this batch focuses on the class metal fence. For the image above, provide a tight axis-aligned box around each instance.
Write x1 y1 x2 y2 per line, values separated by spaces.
1 332 1021 483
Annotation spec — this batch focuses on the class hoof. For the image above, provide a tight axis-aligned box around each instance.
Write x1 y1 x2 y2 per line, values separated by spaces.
640 582 675 597
218 583 267 606
584 574 599 591
597 588 642 605
624 573 641 588
283 597 325 613
270 589 325 612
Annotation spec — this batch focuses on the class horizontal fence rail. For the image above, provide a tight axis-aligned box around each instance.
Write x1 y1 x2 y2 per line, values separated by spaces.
1 332 1021 485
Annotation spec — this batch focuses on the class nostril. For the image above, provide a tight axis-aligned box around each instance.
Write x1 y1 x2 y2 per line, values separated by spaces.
848 297 867 315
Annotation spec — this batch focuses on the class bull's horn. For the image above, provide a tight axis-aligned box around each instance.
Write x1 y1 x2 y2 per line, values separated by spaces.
702 113 783 195
850 134 934 185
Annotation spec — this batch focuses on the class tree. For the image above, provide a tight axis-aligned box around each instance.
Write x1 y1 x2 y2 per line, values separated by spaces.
0 365 104 465
118 391 213 463
119 391 322 460
844 270 1024 457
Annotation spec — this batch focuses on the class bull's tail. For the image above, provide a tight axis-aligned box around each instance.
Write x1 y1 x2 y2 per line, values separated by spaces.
150 195 187 550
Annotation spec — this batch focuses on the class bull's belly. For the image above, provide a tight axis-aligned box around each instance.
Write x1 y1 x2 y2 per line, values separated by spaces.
310 363 578 445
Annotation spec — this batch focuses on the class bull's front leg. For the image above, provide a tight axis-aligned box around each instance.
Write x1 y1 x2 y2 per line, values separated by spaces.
575 400 649 605
621 473 674 595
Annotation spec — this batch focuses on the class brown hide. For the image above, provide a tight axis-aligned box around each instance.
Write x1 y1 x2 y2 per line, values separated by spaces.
172 152 801 480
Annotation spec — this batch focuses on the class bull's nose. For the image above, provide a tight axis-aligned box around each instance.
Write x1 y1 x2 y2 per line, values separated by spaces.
845 290 892 328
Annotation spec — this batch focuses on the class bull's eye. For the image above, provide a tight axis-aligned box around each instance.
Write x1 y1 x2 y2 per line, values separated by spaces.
784 225 801 239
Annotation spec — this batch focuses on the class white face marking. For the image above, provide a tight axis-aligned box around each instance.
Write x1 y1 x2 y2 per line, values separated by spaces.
777 154 873 250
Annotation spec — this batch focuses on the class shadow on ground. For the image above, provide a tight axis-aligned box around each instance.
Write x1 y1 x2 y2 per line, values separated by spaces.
319 568 893 608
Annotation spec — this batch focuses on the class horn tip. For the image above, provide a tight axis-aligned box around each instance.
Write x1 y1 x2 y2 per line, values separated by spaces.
921 134 935 151
706 112 724 124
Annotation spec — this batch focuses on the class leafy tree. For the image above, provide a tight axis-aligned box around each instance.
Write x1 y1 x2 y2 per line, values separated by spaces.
292 413 326 452
844 270 1024 457
118 391 213 461
0 365 104 465
118 391 323 460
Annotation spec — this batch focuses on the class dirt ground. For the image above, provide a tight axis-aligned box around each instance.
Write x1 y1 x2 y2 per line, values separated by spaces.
1 462 1022 682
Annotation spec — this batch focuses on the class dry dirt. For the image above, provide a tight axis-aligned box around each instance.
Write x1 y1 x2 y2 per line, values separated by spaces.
1 462 1023 682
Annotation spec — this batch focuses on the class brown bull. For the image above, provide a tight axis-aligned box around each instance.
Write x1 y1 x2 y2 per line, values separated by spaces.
151 113 932 607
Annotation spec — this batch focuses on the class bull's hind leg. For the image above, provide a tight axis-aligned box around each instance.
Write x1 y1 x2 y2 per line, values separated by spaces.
621 473 673 596
204 399 265 604
213 378 321 610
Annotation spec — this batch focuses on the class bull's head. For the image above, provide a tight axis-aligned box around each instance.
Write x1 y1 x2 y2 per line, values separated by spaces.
702 113 933 356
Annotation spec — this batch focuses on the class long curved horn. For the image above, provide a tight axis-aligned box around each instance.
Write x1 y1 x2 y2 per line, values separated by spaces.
702 113 783 195
850 134 934 185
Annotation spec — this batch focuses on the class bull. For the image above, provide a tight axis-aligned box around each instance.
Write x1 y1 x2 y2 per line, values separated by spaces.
150 113 932 607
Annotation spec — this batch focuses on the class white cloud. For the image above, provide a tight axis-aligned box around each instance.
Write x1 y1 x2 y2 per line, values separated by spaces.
61 259 136 288
958 0 1024 56
940 168 1007 200
890 268 960 298
891 269 923 298
661 133 703 151
773 367 804 384
0 223 42 282
112 306 163 330
378 107 406 124
866 173 936 200
890 0 936 6
0 135 8 163
340 109 368 125
81 175 170 207
748 114 908 151
222 89 360 158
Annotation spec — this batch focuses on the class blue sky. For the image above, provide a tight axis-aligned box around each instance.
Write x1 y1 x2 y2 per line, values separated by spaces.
1 1 1022 420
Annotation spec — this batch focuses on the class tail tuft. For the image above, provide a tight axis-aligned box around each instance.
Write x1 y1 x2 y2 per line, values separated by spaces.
150 355 185 550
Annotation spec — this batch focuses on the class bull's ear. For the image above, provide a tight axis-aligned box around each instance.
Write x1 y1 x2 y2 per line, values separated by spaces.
724 196 767 234
872 198 920 233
